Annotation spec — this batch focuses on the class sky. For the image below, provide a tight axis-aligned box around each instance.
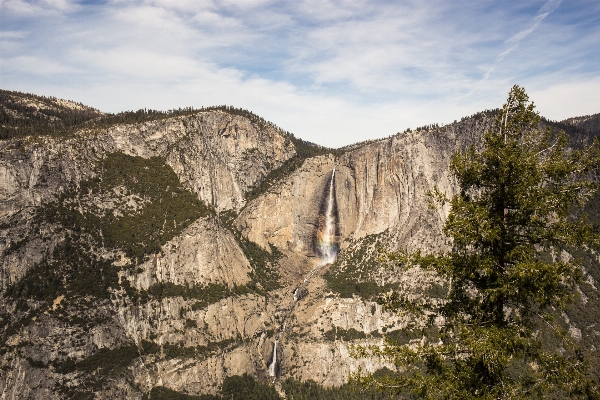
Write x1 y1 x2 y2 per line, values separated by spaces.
1 0 599 147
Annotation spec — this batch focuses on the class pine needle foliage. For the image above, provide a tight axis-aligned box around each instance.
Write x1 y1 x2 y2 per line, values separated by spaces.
351 86 600 399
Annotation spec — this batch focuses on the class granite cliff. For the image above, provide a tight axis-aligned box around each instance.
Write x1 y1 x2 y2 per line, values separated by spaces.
1 90 599 399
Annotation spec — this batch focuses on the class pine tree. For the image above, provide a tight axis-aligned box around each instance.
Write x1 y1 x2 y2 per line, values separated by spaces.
352 85 600 399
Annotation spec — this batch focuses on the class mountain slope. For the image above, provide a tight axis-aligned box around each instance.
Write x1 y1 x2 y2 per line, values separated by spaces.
1 90 598 399
0 90 103 140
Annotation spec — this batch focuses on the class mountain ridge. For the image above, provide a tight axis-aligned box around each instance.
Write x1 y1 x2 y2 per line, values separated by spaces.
1 89 599 399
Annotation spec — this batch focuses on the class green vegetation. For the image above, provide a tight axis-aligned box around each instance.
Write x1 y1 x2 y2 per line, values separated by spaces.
0 91 275 140
55 345 139 374
548 114 600 145
324 233 393 300
201 105 286 133
352 86 600 399
163 339 237 360
562 223 600 376
146 375 393 400
3 237 28 255
323 327 367 341
5 236 120 303
53 345 140 398
0 89 102 140
147 282 252 309
572 114 600 135
3 151 284 351
383 326 440 347
147 374 280 400
98 153 214 254
139 207 289 310
148 387 218 400
245 133 343 203
41 152 214 259
1 88 323 158
184 318 197 328
244 238 283 292
281 378 391 400
3 152 214 345
245 156 306 202
2 88 344 215
140 338 238 361
82 104 290 137
220 374 281 400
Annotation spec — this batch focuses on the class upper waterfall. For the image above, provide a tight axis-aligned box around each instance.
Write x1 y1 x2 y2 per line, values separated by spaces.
316 167 337 265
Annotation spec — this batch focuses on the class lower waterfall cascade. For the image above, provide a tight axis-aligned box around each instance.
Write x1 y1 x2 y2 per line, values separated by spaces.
267 340 278 378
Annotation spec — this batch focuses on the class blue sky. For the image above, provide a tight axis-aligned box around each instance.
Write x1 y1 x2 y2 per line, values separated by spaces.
1 0 599 147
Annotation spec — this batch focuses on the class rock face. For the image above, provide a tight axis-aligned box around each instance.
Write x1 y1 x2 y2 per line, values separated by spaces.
0 109 294 289
237 155 337 255
131 217 252 290
1 92 598 399
0 110 294 219
240 114 493 256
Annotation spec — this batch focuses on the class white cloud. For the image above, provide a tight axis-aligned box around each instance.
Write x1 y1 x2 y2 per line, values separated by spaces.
531 77 600 121
40 0 71 11
219 0 275 10
1 0 598 147
0 0 76 14
479 0 563 85
0 56 79 74
144 0 215 13
0 30 28 39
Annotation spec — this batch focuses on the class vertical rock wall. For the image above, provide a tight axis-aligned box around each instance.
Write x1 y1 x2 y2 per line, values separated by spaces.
239 115 495 255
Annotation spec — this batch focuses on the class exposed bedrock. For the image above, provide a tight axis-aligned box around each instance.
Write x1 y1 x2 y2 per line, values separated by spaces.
0 110 295 219
238 116 493 255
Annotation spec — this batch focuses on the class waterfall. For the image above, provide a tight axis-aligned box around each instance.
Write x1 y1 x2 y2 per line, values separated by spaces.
265 168 336 380
316 168 337 265
267 340 277 377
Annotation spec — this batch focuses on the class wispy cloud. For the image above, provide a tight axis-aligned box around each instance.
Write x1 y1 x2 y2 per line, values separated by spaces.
1 0 598 147
0 30 28 39
480 0 563 83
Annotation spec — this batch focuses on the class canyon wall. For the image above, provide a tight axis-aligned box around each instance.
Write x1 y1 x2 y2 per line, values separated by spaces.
2 92 597 399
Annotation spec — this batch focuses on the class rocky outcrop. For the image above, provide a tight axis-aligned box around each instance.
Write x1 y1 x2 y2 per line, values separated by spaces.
91 112 294 211
0 111 502 399
130 217 252 290
0 110 295 220
133 346 257 395
334 120 483 251
239 115 495 256
237 155 336 255
0 110 294 288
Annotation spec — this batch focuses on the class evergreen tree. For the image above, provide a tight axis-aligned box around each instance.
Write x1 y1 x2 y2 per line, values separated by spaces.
352 86 600 399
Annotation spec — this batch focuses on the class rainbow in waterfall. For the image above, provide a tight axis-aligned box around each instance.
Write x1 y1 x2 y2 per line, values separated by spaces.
316 168 338 265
